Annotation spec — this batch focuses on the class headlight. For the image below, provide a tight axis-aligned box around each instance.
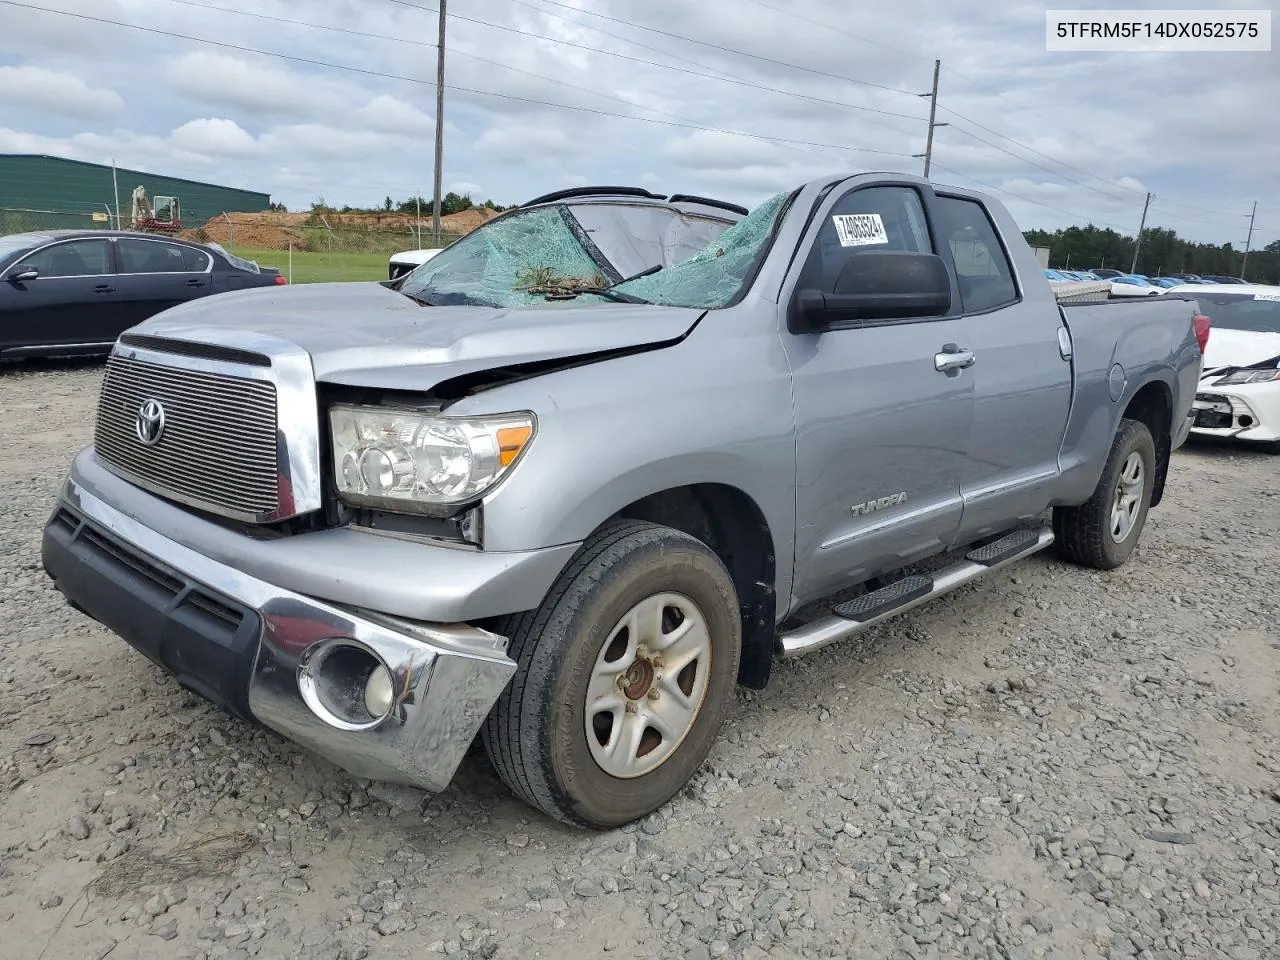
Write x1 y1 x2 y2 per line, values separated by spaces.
330 405 534 511
1215 368 1280 386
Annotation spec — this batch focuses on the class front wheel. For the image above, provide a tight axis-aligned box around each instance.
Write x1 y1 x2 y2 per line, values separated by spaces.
481 519 742 828
1053 417 1156 570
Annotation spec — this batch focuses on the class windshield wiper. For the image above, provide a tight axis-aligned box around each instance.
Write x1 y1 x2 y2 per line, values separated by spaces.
401 291 437 307
615 264 662 284
566 287 651 304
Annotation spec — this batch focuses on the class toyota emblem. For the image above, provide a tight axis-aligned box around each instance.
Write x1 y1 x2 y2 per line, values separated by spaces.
135 399 166 446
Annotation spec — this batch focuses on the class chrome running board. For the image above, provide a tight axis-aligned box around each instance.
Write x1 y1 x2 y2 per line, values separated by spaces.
777 527 1055 658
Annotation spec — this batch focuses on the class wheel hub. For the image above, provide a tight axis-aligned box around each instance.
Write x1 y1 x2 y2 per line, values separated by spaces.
584 592 713 779
620 657 656 700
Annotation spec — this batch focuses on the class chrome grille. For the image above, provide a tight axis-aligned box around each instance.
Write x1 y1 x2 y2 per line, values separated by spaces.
94 354 280 520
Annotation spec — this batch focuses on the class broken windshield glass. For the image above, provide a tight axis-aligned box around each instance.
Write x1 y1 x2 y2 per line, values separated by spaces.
398 206 611 308
609 190 795 309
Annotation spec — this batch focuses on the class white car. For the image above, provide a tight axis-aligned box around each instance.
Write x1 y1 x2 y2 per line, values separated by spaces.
387 247 442 282
1172 283 1280 452
1109 275 1162 297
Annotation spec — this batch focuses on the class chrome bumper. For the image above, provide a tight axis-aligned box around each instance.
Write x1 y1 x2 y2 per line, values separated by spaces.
50 477 517 793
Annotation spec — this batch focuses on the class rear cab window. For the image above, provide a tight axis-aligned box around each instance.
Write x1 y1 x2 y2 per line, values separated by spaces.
933 195 1020 314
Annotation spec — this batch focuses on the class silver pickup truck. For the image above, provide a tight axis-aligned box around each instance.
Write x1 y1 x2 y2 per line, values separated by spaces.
42 174 1210 828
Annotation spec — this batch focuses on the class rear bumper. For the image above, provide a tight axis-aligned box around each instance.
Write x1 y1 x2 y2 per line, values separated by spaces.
42 477 517 792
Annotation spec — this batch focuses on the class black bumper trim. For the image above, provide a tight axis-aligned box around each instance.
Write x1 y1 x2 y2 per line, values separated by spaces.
41 506 262 721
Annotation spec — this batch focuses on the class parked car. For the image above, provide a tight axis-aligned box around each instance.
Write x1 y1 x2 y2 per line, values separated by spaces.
385 187 750 283
1174 283 1280 452
1148 277 1183 289
1109 275 1162 297
387 247 442 281
42 173 1208 827
0 230 284 359
1200 275 1247 285
1044 268 1070 281
1090 267 1125 279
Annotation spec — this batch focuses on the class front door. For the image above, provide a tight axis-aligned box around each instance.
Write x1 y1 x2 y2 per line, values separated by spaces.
781 182 974 609
932 194 1073 540
1 238 119 351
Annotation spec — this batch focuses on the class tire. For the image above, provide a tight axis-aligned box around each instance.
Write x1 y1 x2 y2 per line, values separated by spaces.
1053 417 1156 570
481 519 742 828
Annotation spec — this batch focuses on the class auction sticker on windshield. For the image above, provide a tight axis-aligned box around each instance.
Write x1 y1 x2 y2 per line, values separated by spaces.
833 213 888 247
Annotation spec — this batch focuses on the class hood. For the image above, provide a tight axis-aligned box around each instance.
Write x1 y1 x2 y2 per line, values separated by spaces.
389 249 442 265
130 281 705 392
1200 327 1280 374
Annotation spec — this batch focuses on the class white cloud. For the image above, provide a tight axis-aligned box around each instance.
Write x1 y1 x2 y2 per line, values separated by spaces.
355 94 434 137
447 181 486 196
0 66 123 118
164 51 351 121
473 122 576 161
169 118 262 158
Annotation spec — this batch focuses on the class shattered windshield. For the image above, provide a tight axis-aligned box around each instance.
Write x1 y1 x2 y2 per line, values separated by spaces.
398 206 618 308
610 190 795 309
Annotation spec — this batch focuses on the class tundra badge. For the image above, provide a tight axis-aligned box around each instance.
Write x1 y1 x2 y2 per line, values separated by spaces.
851 492 907 517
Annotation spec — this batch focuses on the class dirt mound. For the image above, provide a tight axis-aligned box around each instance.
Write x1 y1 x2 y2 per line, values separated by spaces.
441 207 500 233
183 207 500 251
180 211 303 249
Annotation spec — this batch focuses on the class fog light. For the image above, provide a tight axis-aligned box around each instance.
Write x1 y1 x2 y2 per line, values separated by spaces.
364 665 395 718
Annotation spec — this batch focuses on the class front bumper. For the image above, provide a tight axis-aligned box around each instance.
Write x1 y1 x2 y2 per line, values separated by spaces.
1190 385 1280 443
42 474 519 793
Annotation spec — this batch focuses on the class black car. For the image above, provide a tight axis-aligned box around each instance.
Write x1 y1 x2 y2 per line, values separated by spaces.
0 230 285 359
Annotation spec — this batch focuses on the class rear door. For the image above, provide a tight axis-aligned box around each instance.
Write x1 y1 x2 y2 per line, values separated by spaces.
0 238 119 351
113 237 214 327
780 181 974 606
934 194 1073 541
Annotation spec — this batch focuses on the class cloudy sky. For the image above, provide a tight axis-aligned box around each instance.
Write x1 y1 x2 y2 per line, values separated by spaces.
0 0 1274 245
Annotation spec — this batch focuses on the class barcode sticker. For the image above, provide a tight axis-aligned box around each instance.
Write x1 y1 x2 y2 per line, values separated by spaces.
1253 293 1280 301
832 213 888 247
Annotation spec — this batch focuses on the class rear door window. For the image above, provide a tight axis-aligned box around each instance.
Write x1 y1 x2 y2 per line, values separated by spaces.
934 196 1020 314
117 239 189 274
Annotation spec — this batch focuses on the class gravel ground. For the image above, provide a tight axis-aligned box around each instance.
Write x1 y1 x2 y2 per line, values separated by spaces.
1 360 1277 960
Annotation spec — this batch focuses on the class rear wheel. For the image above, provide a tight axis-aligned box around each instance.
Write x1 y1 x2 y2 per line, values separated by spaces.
1053 418 1156 570
481 519 741 828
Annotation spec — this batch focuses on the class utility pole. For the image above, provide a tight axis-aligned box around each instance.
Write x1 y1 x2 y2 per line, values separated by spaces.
431 0 447 243
912 60 948 178
1241 200 1257 280
111 158 121 230
1129 191 1152 274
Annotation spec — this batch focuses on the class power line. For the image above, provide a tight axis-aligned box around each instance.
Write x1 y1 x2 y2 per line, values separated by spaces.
517 0 922 97
1 1 916 162
929 163 1131 233
375 0 926 132
140 0 874 169
489 0 747 83
729 0 1254 223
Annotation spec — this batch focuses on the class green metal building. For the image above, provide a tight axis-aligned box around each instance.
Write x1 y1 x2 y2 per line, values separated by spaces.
0 154 271 234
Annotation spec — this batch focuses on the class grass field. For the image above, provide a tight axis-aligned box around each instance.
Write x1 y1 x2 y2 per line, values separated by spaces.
227 247 394 284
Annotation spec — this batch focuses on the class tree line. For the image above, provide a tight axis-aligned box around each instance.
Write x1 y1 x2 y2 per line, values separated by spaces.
1023 223 1280 283
298 193 510 217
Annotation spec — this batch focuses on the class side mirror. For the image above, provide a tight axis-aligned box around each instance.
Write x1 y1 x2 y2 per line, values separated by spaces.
789 250 952 332
7 266 39 283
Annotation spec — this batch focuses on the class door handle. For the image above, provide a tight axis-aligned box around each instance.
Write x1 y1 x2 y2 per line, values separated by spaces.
93 284 116 294
934 345 975 372
185 279 205 288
